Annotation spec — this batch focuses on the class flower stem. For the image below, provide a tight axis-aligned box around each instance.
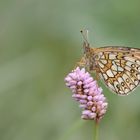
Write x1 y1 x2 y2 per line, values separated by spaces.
94 121 99 140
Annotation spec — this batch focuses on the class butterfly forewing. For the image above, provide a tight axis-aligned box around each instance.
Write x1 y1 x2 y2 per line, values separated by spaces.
95 47 140 95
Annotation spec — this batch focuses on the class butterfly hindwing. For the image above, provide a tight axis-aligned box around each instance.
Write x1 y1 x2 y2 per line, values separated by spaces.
80 41 140 95
96 48 140 95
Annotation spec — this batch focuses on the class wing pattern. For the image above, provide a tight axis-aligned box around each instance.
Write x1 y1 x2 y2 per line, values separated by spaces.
96 50 140 95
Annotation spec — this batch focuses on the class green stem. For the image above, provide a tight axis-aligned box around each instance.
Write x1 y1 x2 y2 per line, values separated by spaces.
94 121 99 140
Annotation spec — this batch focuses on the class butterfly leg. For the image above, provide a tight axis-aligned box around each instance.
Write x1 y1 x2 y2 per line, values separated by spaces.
94 68 100 80
88 67 100 80
74 57 86 69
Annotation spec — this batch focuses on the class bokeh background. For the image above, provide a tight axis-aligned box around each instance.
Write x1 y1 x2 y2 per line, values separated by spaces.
0 0 140 140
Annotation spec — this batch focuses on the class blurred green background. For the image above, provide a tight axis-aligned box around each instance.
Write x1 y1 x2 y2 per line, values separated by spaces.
0 0 140 140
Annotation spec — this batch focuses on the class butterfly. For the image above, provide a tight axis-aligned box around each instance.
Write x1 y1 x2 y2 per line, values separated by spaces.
78 30 140 95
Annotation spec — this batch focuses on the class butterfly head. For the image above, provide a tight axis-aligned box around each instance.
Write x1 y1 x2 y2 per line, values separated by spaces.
80 30 97 71
83 41 97 71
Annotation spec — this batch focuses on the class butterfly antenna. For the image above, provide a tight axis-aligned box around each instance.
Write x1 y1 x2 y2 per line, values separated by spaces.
80 29 90 47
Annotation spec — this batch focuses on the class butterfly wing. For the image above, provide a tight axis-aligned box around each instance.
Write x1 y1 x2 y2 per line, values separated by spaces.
95 46 140 95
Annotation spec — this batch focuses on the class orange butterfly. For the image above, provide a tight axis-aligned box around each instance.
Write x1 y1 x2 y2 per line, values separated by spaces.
78 30 140 95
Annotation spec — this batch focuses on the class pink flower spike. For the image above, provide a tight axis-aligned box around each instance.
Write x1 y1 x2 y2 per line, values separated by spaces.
65 67 108 122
